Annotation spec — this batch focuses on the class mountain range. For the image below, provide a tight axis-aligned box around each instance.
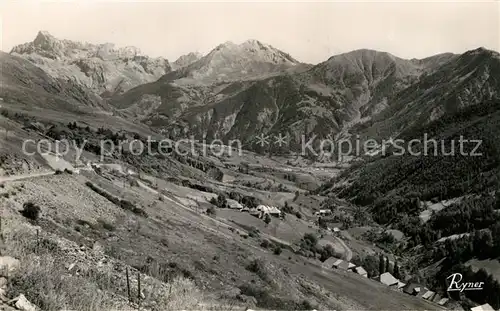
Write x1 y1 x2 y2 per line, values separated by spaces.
5 31 500 154
2 30 500 311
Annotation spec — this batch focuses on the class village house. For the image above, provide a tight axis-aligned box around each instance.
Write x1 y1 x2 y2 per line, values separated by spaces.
314 209 332 216
333 259 356 271
249 208 261 217
227 200 243 209
378 272 399 287
322 257 339 269
471 304 495 311
421 290 435 301
396 281 406 291
256 205 282 218
431 294 442 304
403 283 423 296
355 266 368 277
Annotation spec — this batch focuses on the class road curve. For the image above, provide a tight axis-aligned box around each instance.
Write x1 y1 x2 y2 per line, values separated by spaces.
334 235 353 261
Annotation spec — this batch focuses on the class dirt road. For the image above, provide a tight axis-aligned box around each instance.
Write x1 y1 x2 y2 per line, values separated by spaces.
0 171 54 183
335 235 353 261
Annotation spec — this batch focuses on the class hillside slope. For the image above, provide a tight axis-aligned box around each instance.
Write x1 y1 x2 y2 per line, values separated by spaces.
0 51 108 112
111 49 455 152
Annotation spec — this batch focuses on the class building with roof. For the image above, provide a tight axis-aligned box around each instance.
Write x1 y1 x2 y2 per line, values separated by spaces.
378 272 399 286
471 304 495 311
322 257 340 269
416 287 431 299
332 259 355 271
431 294 442 303
437 298 449 306
332 258 343 269
249 208 261 217
403 283 423 296
396 281 406 290
422 290 435 300
355 266 368 277
337 260 350 270
227 200 243 209
256 205 281 217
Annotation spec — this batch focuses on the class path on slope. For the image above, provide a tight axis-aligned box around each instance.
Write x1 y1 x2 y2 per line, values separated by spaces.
0 171 55 183
335 235 353 261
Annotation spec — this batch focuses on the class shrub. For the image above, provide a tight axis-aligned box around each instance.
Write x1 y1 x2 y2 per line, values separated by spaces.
264 214 271 225
207 206 216 216
54 170 63 175
119 199 135 211
319 244 335 261
20 202 41 221
216 194 228 208
248 227 260 238
273 246 282 255
260 239 271 249
155 275 204 310
64 168 73 174
303 233 318 245
97 219 115 231
246 258 269 282
283 201 294 213
295 211 302 219
209 197 217 206
130 206 148 218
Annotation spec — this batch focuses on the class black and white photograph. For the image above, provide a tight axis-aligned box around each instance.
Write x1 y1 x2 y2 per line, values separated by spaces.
0 1 499 310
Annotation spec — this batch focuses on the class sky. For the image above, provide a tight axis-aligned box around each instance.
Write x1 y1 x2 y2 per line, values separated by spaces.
1 0 499 64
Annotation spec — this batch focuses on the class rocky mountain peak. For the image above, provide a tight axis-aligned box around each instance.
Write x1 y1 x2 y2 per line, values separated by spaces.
12 30 69 59
33 30 56 46
172 52 203 70
170 39 300 83
10 31 172 96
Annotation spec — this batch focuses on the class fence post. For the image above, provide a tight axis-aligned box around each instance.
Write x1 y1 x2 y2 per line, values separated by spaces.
36 229 39 253
126 267 131 303
137 272 141 310
0 216 4 256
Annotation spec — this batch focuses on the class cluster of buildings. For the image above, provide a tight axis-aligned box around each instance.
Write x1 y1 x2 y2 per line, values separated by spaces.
382 275 451 306
322 257 466 308
322 257 366 276
314 209 332 217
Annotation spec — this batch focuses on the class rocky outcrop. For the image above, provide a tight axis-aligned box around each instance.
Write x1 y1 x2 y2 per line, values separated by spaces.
10 31 172 97
0 256 37 311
